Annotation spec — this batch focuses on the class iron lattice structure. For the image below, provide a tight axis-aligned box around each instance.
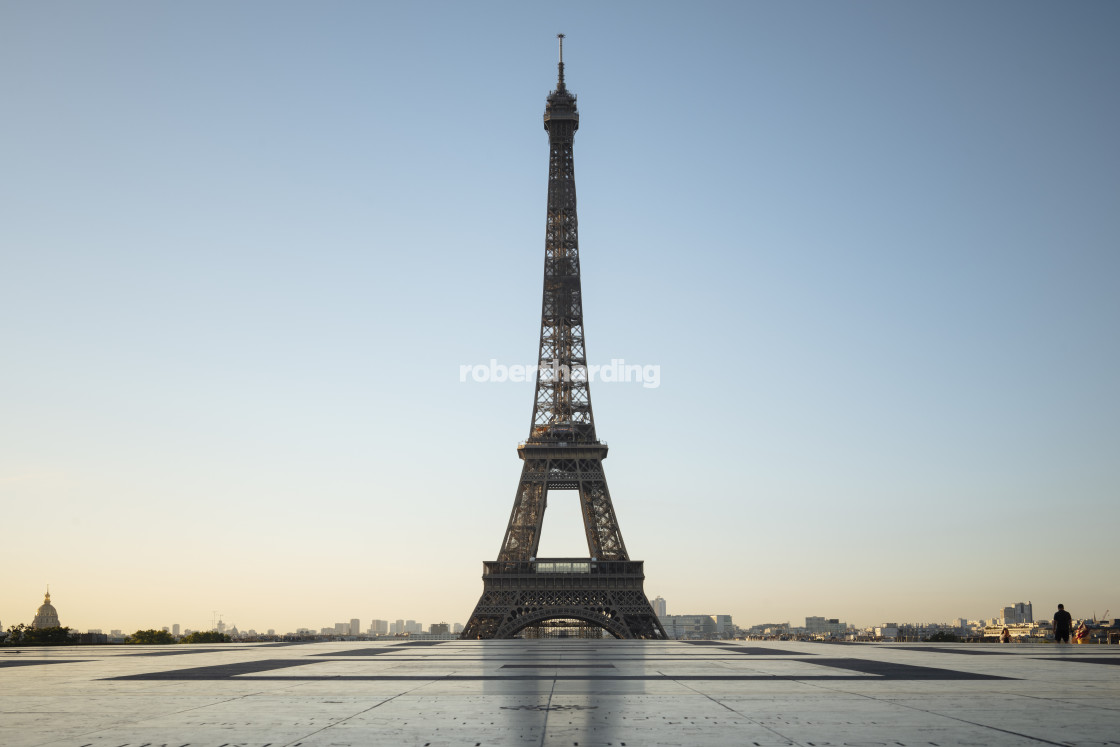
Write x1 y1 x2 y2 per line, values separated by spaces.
462 37 666 641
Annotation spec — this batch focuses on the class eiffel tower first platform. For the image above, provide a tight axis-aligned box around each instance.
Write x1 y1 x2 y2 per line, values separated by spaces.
462 37 667 641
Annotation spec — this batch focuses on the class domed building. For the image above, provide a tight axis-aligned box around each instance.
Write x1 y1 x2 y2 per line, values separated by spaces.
32 589 61 629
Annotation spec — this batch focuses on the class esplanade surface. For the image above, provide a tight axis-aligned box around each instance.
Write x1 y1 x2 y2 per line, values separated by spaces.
2 639 1119 746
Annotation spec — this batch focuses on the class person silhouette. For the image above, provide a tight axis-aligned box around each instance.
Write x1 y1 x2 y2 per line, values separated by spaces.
1053 604 1072 643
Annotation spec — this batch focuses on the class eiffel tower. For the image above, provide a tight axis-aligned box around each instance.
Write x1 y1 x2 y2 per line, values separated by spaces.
461 37 666 640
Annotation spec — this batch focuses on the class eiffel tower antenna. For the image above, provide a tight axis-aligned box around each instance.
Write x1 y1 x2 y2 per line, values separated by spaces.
462 39 665 640
557 33 565 88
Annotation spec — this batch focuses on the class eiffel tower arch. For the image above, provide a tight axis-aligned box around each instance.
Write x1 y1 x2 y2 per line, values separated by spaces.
462 37 666 641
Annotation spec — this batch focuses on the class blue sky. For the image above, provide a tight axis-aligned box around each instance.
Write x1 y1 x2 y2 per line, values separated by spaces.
2 1 1117 633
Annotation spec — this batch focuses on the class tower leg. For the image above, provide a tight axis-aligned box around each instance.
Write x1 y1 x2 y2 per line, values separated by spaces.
498 464 547 562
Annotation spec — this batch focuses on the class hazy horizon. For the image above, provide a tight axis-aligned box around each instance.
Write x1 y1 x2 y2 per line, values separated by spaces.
2 1 1117 635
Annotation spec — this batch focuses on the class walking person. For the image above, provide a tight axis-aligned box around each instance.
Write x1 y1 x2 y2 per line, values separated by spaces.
1053 603 1073 643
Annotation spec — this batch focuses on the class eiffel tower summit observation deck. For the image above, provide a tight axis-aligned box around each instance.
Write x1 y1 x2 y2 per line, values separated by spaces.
461 37 666 640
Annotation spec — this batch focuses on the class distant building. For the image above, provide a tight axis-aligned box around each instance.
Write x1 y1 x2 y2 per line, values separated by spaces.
1001 602 1033 624
661 614 732 639
172 624 180 637
876 623 899 640
350 618 361 636
32 589 61 629
430 622 450 634
453 622 464 634
805 616 847 637
370 619 389 635
745 622 790 637
984 622 1040 640
652 596 667 618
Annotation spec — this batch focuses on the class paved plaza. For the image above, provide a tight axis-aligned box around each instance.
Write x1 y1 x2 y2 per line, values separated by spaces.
2 639 1119 746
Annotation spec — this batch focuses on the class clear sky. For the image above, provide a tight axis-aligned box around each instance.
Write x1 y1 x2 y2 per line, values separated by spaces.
2 1 1117 634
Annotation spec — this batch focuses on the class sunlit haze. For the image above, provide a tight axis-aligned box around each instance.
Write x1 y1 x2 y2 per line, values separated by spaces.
2 1 1117 635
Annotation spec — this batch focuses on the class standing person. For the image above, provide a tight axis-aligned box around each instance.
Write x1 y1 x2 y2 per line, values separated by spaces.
1000 627 1011 643
1053 604 1073 643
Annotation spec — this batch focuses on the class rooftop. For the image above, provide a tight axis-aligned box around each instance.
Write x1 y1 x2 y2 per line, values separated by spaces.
2 639 1119 745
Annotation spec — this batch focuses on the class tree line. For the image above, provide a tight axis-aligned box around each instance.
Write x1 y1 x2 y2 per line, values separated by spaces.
2 625 232 645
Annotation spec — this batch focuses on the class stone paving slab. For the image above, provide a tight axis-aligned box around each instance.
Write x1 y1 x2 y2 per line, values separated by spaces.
1 640 1119 745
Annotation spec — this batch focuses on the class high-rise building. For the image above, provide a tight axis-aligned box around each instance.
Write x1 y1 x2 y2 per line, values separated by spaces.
350 618 361 636
430 623 450 635
370 619 388 635
1001 602 1033 624
453 622 464 634
805 616 846 636
653 596 667 618
172 624 180 636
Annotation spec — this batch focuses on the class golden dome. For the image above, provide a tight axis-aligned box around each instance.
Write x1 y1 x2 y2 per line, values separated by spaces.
32 589 61 629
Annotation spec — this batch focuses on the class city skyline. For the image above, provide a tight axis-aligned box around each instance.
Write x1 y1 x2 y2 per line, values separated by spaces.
2 2 1118 634
4 585 1103 640
9 591 1082 640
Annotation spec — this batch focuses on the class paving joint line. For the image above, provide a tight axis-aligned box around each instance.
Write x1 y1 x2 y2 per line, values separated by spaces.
278 678 436 747
537 674 558 747
794 678 1073 746
51 691 266 747
1012 690 1120 714
658 669 803 747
